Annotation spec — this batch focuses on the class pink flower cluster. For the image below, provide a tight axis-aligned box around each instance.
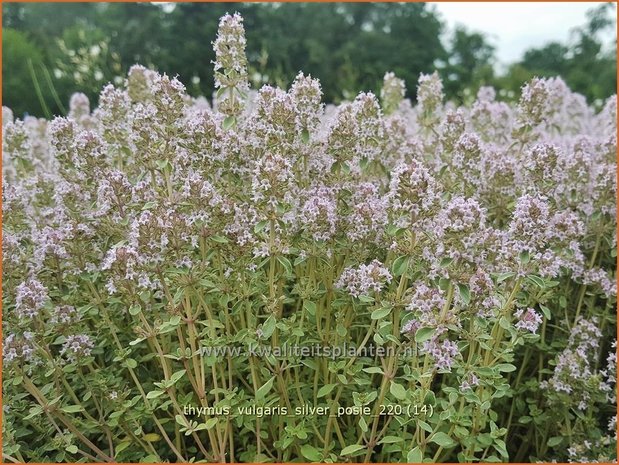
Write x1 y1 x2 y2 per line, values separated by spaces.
335 260 392 298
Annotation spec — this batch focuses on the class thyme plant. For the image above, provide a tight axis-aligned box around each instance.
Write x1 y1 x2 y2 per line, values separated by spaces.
2 13 617 463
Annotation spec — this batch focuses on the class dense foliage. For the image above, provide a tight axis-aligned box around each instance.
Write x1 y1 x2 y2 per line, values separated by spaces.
2 2 616 118
3 13 617 464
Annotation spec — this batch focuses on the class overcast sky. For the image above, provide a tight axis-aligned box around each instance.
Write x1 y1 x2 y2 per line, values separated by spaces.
432 2 615 65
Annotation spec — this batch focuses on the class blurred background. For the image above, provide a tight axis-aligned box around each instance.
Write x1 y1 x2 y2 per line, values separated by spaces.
2 2 617 118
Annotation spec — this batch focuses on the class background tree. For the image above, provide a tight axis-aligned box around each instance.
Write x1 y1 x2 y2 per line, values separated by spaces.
499 3 616 104
443 26 496 102
2 2 616 117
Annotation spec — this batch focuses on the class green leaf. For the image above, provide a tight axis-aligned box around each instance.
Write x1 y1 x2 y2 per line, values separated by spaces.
341 444 366 456
407 447 423 463
390 381 407 400
206 417 218 429
146 390 164 399
211 235 229 244
125 358 137 369
430 431 456 448
261 314 277 339
415 327 435 343
317 384 337 398
424 390 436 406
115 441 131 454
63 364 76 373
494 438 508 458
498 316 512 330
495 272 515 283
65 445 78 454
379 436 404 444
303 300 317 315
526 275 545 288
457 283 471 306
129 305 141 316
539 304 551 320
363 367 384 375
440 257 454 267
155 159 169 170
255 376 275 400
301 128 310 144
519 250 530 264
254 220 268 234
277 256 293 275
170 369 186 384
359 416 368 433
61 405 84 414
223 115 236 130
547 436 563 447
140 454 160 462
391 255 409 277
300 444 322 462
371 306 393 320
496 363 517 373
387 224 407 237
418 420 433 433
